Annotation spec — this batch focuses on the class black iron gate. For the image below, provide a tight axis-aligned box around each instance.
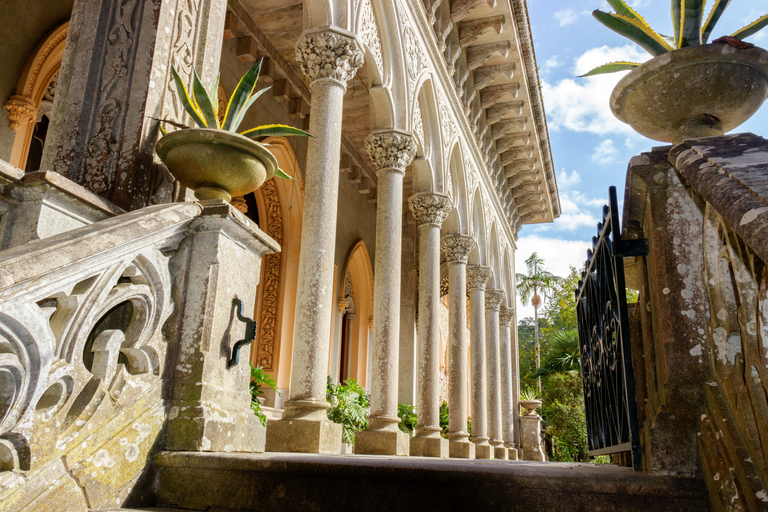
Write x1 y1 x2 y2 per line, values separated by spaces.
575 186 647 471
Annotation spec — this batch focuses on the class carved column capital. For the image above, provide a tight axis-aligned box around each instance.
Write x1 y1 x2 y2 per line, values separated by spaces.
499 306 515 326
485 289 505 310
467 265 493 290
441 234 475 263
408 192 452 226
4 95 37 130
364 130 417 175
337 298 349 313
295 28 364 85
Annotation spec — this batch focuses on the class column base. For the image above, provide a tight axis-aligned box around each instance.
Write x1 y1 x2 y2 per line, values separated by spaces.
410 436 449 458
505 446 520 460
265 418 342 454
493 446 508 460
166 404 265 453
471 440 493 459
355 429 410 456
448 439 475 459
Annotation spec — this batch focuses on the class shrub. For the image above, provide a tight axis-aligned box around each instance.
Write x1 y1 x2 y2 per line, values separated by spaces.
397 403 417 436
326 377 370 445
249 364 279 427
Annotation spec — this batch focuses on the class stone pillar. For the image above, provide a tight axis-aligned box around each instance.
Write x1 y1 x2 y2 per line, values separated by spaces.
408 193 452 458
41 0 227 210
165 201 280 452
521 411 546 461
355 131 417 456
467 266 493 459
499 306 519 460
485 289 506 460
265 28 363 454
398 222 418 406
442 235 476 459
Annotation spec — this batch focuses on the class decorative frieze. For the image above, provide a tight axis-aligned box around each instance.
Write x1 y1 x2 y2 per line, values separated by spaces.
364 131 417 174
474 63 515 90
467 41 511 70
451 0 497 22
441 235 475 263
467 266 492 290
295 28 364 84
492 117 526 139
459 15 506 46
481 83 521 109
486 102 524 125
408 193 453 226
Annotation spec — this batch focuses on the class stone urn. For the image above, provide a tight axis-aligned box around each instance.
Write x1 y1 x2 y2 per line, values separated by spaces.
156 128 278 202
611 44 768 144
520 399 542 416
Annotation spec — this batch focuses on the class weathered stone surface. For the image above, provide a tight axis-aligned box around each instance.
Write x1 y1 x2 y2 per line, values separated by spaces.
520 415 544 461
354 429 409 456
448 439 475 459
410 436 448 458
265 418 342 454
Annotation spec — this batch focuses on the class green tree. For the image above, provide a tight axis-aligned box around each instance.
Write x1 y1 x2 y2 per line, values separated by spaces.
516 253 561 392
533 329 580 378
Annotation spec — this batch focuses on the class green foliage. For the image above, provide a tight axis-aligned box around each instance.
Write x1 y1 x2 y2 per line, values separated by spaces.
439 401 449 437
164 58 313 180
249 364 280 427
515 253 561 309
397 403 418 436
533 330 581 378
326 377 370 445
520 388 540 402
583 0 768 76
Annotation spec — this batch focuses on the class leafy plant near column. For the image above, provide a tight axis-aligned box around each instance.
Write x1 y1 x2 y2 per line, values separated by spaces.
397 403 418 436
533 330 581 378
249 364 280 427
326 377 370 445
583 0 768 76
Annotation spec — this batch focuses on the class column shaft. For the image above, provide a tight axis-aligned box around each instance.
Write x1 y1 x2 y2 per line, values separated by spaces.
499 306 518 459
467 266 492 459
398 224 417 405
485 289 505 460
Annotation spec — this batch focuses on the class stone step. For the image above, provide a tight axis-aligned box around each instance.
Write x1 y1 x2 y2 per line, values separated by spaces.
153 451 708 512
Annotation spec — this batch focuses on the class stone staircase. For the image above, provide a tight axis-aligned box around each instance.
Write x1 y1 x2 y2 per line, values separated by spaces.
103 452 708 512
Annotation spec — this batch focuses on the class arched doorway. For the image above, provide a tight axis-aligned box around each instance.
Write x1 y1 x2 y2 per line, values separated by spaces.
4 22 68 170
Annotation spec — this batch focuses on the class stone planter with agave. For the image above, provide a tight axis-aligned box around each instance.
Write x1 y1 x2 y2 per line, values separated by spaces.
156 58 310 202
520 389 542 417
583 0 768 144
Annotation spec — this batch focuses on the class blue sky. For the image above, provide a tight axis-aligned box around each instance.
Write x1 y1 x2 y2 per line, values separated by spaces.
514 0 768 319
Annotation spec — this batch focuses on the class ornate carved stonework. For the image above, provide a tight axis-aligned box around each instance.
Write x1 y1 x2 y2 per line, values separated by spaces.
440 98 456 146
408 192 452 226
440 275 449 297
357 0 383 75
441 235 475 263
295 29 364 84
467 266 492 290
412 100 425 150
4 96 37 130
255 179 283 370
485 289 505 310
499 306 515 326
364 131 417 173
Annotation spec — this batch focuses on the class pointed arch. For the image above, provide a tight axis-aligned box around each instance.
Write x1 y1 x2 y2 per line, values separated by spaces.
411 76 441 193
469 189 487 266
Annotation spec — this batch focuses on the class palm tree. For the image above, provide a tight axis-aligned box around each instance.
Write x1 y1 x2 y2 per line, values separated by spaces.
516 252 561 393
533 329 580 378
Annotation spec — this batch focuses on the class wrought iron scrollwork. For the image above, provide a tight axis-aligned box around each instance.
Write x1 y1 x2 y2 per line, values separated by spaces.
575 186 646 471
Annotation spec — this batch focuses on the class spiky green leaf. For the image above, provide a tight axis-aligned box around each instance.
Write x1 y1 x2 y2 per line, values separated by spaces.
274 168 293 180
211 74 220 117
192 70 219 129
222 58 263 131
240 124 313 138
171 66 207 128
731 13 768 41
679 0 705 47
606 0 639 19
229 87 271 133
592 10 673 56
158 122 167 136
672 0 682 44
701 0 731 43
579 61 642 77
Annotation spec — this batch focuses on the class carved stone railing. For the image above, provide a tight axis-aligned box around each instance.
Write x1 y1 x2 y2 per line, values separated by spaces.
0 195 278 510
622 133 768 508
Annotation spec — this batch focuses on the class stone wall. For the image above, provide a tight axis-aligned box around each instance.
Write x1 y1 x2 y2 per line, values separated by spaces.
623 133 768 511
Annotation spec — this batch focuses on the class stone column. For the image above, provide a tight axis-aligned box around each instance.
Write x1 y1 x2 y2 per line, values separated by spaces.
166 201 280 452
467 266 493 459
41 0 227 210
408 193 452 458
398 223 418 406
499 306 519 460
265 28 363 454
442 235 476 459
355 131 417 456
485 289 506 460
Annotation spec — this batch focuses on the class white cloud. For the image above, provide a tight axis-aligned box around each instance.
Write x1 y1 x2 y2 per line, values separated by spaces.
543 45 651 136
541 55 562 76
533 191 600 233
514 235 592 319
554 8 579 27
592 139 619 164
557 169 581 188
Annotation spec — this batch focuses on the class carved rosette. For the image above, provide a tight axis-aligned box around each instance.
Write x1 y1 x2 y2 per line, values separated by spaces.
408 192 452 227
364 131 417 175
295 28 364 85
467 266 492 291
4 96 37 130
485 289 505 310
499 306 515 326
441 234 475 263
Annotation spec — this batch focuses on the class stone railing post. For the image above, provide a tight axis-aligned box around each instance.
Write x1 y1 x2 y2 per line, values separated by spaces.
408 192 453 458
467 265 493 459
265 27 363 454
520 405 546 461
41 0 227 209
485 289 506 460
442 234 476 459
355 130 417 456
166 201 280 452
499 306 519 459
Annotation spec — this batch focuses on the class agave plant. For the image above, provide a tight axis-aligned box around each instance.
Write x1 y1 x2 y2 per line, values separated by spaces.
161 57 311 179
582 0 768 77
